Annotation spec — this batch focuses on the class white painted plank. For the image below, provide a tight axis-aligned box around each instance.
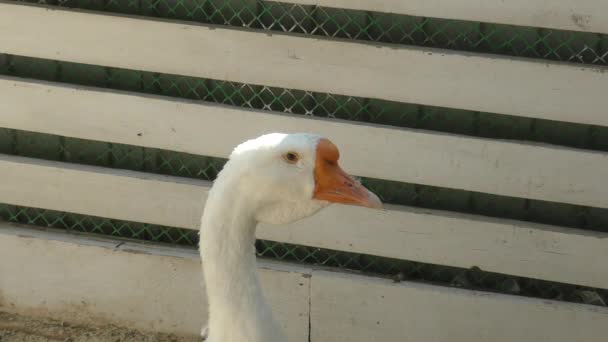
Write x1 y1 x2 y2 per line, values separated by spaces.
1 3 607 126
281 0 608 34
310 270 608 342
2 77 608 209
0 154 607 288
0 223 311 340
288 204 608 289
0 154 208 229
2 225 607 342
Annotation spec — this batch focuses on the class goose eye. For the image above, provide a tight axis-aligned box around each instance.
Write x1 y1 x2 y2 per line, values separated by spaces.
283 152 300 164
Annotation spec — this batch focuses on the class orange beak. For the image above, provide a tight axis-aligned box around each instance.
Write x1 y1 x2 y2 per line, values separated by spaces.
313 139 382 209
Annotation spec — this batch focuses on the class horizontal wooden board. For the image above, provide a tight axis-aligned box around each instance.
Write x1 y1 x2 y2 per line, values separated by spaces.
281 0 608 34
2 225 606 341
2 77 608 209
0 223 311 340
0 154 208 228
0 154 606 288
1 3 607 126
310 270 608 342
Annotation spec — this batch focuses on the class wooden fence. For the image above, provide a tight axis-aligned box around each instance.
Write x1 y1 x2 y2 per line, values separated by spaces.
0 1 607 341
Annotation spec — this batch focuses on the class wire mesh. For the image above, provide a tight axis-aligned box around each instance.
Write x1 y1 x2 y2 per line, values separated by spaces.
13 0 608 66
0 203 606 307
2 54 608 154
2 1 608 305
2 54 608 234
1 55 608 300
2 128 608 233
0 203 199 244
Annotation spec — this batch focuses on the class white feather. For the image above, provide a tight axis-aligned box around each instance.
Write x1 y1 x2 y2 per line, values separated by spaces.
199 133 330 342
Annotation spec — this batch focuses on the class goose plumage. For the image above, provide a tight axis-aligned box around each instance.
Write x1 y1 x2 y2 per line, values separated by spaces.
199 133 381 342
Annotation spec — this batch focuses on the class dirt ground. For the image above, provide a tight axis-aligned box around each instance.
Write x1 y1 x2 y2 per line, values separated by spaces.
0 311 199 342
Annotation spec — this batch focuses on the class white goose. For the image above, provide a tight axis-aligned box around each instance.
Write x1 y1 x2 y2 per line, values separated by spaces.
199 133 381 342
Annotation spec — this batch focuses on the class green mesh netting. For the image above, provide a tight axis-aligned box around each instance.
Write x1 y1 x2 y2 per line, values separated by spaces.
13 0 608 66
1 203 606 307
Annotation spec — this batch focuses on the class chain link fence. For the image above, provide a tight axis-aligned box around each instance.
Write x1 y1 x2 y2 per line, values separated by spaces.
1 127 608 234
1 1 607 307
1 203 606 307
2 54 608 153
14 0 608 65
2 54 608 232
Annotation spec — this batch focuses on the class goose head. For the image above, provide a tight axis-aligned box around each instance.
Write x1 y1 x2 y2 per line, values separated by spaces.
214 133 382 225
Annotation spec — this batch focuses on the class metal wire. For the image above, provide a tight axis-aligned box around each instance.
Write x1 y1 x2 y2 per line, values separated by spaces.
2 54 608 153
1 55 608 234
2 1 607 305
14 0 608 66
1 128 607 233
0 203 605 307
